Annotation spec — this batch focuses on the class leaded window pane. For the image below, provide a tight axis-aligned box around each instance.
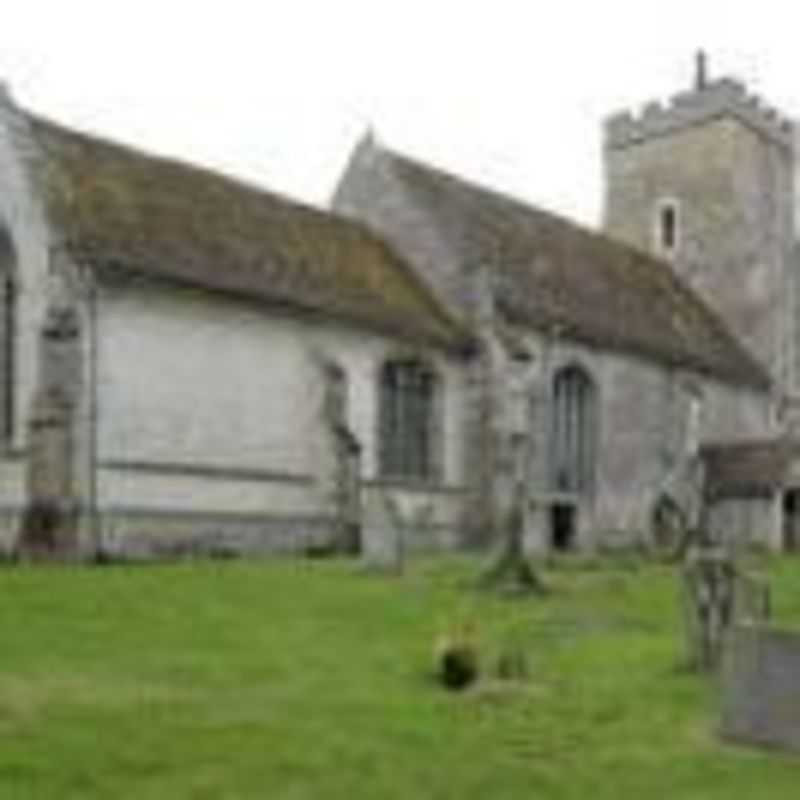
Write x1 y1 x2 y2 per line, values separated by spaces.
549 366 596 495
379 360 437 481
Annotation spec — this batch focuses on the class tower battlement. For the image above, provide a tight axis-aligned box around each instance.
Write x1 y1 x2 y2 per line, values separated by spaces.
605 77 794 151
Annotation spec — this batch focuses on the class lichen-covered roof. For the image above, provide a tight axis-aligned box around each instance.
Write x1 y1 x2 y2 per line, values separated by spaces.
375 148 770 390
21 113 466 350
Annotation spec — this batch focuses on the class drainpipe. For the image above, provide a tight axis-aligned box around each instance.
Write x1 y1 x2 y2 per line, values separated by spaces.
88 278 100 557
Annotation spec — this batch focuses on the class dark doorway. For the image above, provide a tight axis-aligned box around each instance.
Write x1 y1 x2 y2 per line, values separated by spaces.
784 491 800 552
551 504 576 552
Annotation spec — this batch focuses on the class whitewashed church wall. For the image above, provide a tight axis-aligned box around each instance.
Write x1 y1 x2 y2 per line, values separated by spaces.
96 467 316 516
95 284 323 482
93 283 468 548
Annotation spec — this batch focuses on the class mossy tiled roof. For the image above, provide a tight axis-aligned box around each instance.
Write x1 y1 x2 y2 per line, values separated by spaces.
22 114 466 350
380 149 770 390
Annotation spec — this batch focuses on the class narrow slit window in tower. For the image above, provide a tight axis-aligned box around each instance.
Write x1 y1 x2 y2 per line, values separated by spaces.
658 201 678 254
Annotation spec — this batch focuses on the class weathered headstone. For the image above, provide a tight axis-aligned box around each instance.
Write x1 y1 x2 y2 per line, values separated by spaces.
720 624 800 753
681 548 770 670
682 548 736 670
360 492 407 572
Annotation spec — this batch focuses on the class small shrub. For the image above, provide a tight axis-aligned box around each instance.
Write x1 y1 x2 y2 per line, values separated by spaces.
438 643 478 690
434 622 480 691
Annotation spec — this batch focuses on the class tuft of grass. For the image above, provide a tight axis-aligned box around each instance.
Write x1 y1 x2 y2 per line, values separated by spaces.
0 556 798 798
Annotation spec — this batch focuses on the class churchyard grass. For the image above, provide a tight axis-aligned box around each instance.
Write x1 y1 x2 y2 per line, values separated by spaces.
1 555 799 798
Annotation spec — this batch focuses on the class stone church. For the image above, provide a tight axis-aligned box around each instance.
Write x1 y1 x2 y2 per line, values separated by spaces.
0 59 793 560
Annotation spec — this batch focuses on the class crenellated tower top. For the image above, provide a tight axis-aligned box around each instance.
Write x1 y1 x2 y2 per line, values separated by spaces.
605 54 794 152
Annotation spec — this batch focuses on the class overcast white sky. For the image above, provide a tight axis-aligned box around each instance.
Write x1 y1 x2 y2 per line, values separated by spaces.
0 1 797 227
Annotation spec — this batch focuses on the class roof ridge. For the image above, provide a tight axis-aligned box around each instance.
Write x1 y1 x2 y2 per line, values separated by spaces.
24 110 364 227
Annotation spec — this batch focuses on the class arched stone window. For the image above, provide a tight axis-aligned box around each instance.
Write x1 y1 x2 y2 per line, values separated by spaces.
549 364 597 495
378 357 439 481
0 228 16 444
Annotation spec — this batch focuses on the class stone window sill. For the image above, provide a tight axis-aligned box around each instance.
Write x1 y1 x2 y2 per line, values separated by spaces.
364 477 467 495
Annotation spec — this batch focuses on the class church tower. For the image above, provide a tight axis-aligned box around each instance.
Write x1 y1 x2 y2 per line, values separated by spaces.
603 54 796 404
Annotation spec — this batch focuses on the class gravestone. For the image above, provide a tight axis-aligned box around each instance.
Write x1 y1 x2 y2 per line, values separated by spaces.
360 492 407 572
681 548 770 670
361 518 403 572
720 624 800 753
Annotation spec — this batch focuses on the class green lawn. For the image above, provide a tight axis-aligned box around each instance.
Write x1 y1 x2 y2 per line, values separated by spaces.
0 555 799 798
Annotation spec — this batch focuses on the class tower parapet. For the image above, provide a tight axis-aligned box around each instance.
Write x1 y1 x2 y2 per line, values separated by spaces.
605 78 794 152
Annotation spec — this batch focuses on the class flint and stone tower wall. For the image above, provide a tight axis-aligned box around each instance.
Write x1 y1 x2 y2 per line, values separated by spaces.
604 66 796 408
